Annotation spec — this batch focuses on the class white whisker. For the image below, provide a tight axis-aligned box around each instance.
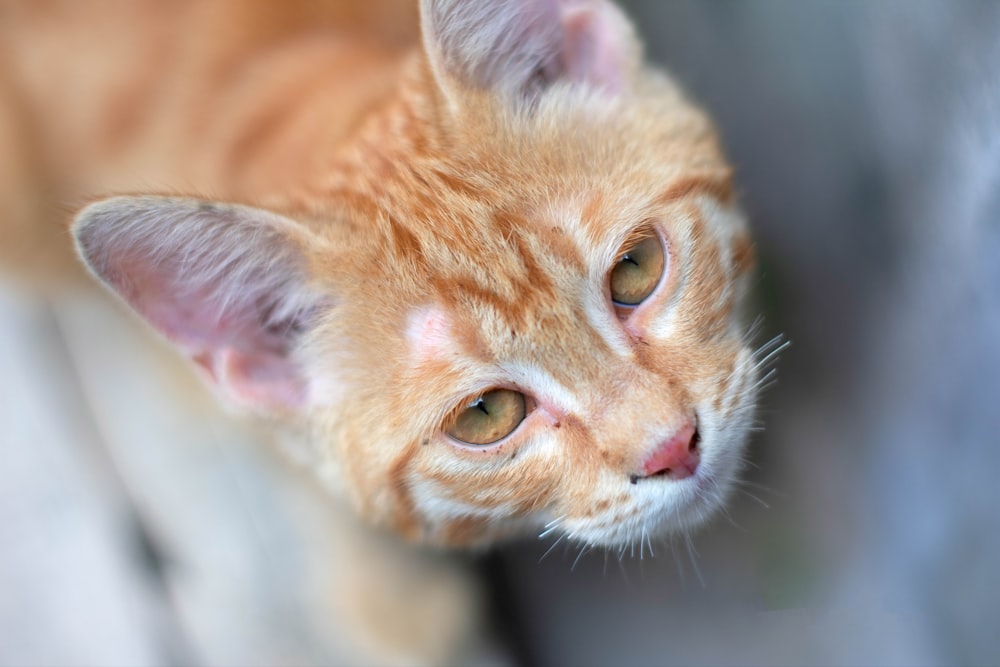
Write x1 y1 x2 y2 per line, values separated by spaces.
684 534 706 589
571 543 593 571
537 518 563 539
538 534 566 563
732 478 784 500
743 315 766 343
669 539 687 586
754 333 787 358
736 487 771 509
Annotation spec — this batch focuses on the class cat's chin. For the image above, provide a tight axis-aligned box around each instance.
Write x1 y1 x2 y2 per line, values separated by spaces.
555 424 748 550
644 477 733 539
548 472 736 551
647 447 745 539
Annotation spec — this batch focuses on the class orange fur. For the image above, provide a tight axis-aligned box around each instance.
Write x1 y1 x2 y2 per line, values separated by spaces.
3 0 760 549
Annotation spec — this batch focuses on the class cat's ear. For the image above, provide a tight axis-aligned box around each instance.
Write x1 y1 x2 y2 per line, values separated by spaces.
73 196 328 413
420 0 638 106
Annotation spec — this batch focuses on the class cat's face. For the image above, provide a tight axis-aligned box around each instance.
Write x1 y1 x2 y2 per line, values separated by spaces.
304 83 758 547
74 0 761 549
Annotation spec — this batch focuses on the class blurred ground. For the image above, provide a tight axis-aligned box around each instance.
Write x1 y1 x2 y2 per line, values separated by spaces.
3 1 999 666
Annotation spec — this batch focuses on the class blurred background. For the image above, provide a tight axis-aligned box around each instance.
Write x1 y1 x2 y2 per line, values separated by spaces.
2 1 999 665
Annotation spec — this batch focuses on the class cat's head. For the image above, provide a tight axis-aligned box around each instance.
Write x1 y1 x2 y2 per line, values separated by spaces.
73 0 763 549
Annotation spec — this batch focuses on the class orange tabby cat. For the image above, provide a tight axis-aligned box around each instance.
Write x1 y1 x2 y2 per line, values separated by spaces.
4 0 760 549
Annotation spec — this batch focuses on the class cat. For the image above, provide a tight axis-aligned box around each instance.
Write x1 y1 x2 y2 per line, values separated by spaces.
3 0 761 552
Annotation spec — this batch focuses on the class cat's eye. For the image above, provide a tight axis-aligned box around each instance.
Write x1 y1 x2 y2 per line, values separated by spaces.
446 389 526 446
609 234 665 306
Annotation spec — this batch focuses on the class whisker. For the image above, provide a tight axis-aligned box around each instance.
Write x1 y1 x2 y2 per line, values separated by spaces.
538 520 562 539
720 505 745 532
615 552 633 590
669 539 687 586
684 534 706 589
743 315 766 343
571 544 593 572
751 378 779 396
753 342 790 374
754 333 787 358
732 478 784 498
538 534 566 563
735 487 771 509
561 532 578 559
750 367 779 390
704 475 745 531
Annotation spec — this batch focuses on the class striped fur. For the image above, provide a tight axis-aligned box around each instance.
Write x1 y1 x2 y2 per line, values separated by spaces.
4 0 759 548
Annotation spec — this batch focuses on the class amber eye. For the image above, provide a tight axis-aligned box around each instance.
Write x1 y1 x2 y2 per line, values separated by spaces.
446 389 526 446
609 234 665 306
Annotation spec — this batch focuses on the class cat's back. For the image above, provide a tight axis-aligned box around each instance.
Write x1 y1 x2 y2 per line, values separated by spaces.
0 0 417 282
1 0 418 182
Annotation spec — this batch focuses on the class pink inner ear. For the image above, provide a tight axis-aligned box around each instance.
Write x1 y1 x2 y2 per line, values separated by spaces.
137 276 311 411
406 306 457 364
74 196 321 414
140 288 311 412
423 0 632 101
197 348 307 411
561 2 627 94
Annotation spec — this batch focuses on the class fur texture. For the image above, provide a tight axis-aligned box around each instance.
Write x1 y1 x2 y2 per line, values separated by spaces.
3 0 760 549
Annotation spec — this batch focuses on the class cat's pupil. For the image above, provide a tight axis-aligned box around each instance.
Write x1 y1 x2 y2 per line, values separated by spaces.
446 389 526 446
609 235 665 306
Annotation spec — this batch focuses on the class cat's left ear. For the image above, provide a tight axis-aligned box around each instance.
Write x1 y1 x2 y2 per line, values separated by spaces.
420 0 639 106
73 196 330 414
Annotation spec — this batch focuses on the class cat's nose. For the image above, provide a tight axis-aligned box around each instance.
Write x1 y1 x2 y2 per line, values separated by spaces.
637 421 700 481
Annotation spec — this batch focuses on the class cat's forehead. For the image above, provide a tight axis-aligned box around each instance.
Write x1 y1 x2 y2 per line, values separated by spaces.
417 96 726 249
321 77 737 367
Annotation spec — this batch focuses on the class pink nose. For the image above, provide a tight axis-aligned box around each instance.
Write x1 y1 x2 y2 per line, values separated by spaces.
641 422 700 480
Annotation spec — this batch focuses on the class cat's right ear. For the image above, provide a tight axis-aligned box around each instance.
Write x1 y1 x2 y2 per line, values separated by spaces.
420 0 639 108
73 196 330 414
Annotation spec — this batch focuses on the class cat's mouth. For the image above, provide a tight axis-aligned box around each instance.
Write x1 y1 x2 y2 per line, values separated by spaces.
628 423 702 484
